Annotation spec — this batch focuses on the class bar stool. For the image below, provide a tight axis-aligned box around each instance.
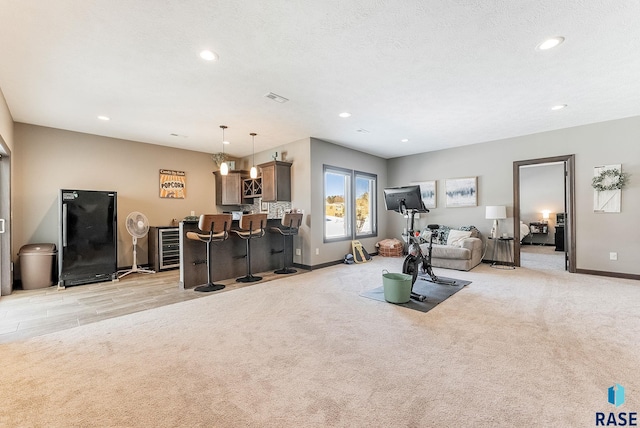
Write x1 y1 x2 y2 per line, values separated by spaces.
186 214 232 292
233 213 268 283
271 212 303 274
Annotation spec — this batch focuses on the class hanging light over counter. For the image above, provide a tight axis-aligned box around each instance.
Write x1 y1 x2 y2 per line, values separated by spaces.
250 132 258 179
219 125 229 175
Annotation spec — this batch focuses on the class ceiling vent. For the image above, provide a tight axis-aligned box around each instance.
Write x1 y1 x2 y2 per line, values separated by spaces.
264 92 289 103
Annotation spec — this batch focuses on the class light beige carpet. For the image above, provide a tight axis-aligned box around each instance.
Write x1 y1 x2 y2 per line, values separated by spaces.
1 257 639 427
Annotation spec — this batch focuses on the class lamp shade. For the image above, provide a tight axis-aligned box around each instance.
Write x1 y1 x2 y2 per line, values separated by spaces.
542 210 551 220
220 161 229 175
485 205 506 220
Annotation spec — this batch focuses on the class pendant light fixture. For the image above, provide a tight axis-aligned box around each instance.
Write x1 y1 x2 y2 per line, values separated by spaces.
219 125 229 176
249 132 258 179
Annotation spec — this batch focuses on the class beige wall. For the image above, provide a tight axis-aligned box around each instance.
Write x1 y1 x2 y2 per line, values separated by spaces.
0 88 13 152
0 88 13 294
236 137 313 266
388 116 640 276
11 115 640 279
14 123 217 269
310 138 389 265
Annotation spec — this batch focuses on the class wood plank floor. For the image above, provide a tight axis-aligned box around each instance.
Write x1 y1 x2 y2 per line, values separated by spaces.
0 267 307 343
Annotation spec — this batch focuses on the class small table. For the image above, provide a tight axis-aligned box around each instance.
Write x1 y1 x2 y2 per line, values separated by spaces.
528 222 548 245
489 237 515 270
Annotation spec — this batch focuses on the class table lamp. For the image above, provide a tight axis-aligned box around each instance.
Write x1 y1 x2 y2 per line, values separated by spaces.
486 205 507 239
541 210 551 223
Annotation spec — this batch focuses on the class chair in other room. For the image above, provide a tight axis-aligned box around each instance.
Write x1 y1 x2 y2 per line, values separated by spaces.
233 213 268 283
270 212 303 274
186 214 232 292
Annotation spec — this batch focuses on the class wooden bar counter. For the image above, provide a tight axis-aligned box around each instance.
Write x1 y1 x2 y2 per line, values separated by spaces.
178 219 292 289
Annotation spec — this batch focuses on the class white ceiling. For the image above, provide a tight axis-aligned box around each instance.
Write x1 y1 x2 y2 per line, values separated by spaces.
2 1 640 159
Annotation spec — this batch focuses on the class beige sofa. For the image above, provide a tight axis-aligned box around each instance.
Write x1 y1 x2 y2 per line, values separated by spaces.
418 226 483 271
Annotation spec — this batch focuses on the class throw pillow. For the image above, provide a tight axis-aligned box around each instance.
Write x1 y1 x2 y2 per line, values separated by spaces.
458 225 479 238
446 229 472 247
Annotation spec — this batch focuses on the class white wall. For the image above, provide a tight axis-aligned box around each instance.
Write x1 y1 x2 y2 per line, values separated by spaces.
388 116 640 276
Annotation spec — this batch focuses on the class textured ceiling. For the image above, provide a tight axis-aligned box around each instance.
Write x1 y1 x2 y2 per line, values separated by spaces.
1 0 640 159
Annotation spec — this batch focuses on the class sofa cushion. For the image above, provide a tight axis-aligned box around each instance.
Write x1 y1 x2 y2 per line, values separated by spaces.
426 243 472 260
446 230 472 247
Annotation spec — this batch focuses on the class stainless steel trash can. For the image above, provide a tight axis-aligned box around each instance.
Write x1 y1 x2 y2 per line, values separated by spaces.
19 243 57 290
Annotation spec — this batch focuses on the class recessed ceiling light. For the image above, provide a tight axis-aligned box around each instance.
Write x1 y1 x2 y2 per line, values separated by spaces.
223 140 230 145
339 112 351 118
536 36 565 51
551 104 567 111
97 115 110 121
199 50 219 61
401 138 409 143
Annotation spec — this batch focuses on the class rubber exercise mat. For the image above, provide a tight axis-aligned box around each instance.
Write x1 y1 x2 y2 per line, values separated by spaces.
360 275 471 313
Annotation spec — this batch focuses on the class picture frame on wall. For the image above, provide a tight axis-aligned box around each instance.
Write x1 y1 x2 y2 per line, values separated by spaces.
412 181 436 209
159 169 186 199
445 177 477 207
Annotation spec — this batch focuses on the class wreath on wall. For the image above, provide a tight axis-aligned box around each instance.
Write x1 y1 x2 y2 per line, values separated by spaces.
592 169 629 191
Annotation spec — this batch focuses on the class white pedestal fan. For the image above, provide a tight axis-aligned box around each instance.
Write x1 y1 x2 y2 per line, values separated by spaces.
118 211 156 279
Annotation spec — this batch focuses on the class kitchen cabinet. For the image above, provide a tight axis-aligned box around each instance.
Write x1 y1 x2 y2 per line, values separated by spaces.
214 171 247 205
148 227 180 271
259 161 291 202
243 177 262 198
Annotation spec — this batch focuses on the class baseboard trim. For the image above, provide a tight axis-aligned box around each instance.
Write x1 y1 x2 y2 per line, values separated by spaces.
294 252 381 271
293 260 343 271
576 268 640 281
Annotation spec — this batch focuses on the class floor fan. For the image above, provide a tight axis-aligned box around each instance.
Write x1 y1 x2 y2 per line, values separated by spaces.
118 211 156 279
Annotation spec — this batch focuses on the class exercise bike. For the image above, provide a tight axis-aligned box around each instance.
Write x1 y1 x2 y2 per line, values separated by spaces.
383 185 459 302
401 210 459 301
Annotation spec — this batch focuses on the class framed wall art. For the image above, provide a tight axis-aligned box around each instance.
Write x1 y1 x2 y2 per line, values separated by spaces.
412 181 437 209
159 169 186 199
445 177 477 208
593 164 624 213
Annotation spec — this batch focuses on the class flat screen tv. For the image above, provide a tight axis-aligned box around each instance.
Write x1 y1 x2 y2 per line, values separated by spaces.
383 185 427 213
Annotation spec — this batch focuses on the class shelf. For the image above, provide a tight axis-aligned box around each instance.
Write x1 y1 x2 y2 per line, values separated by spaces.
243 177 262 198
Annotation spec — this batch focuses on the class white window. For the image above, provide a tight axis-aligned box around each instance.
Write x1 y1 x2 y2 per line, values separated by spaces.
324 165 377 242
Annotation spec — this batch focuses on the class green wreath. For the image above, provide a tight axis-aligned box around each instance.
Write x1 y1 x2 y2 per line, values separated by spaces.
592 169 628 191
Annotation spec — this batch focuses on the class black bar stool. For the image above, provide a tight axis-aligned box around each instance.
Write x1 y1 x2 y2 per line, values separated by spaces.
233 213 268 283
186 214 232 292
271 212 303 274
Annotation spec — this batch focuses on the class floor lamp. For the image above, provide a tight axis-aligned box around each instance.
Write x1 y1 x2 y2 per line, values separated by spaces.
486 206 507 239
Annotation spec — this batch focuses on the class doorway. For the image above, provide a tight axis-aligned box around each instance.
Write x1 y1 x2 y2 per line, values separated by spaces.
513 155 576 272
0 136 11 295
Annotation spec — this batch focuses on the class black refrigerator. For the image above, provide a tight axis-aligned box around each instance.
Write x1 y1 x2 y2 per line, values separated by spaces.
58 189 118 287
